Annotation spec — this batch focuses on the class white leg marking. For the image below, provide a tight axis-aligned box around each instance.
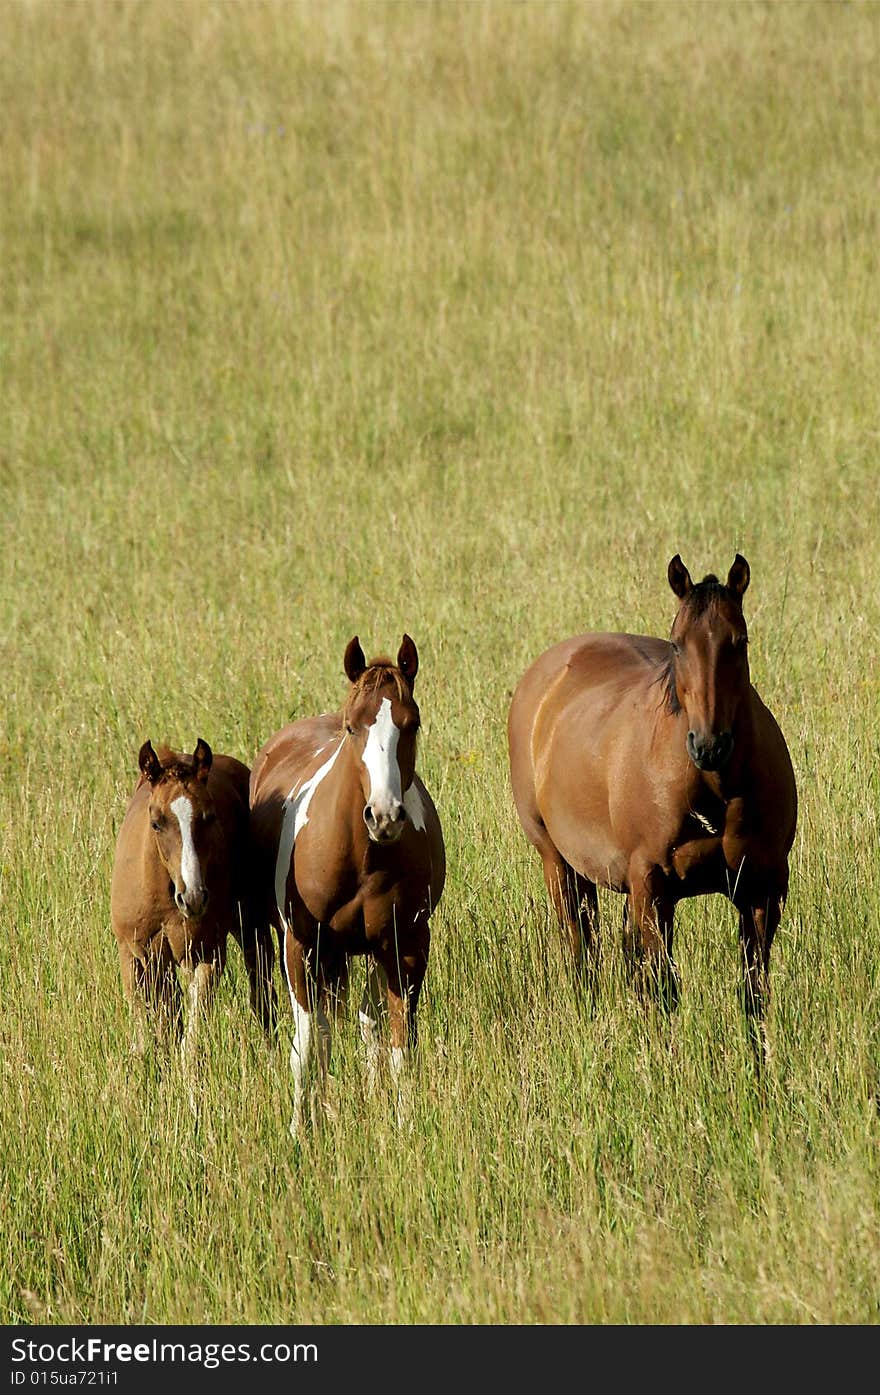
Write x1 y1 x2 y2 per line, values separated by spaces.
274 739 344 920
362 698 402 820
289 998 312 1136
284 937 333 1137
170 795 200 894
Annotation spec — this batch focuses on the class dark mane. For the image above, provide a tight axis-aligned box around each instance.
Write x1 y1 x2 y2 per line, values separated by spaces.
651 647 681 715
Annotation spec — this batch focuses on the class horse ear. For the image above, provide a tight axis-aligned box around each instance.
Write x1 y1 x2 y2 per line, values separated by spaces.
668 555 693 599
727 554 750 599
397 634 419 687
344 636 367 683
138 740 163 785
191 737 213 782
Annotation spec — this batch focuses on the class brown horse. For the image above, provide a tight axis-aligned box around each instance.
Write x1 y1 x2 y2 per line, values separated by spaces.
249 635 445 1133
111 738 275 1063
508 555 797 1038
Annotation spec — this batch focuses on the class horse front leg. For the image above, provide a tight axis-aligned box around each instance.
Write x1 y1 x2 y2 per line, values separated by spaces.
383 928 429 1128
359 955 387 1095
181 956 220 1071
626 865 678 1012
144 945 183 1051
738 893 782 1068
283 927 331 1137
118 941 150 1058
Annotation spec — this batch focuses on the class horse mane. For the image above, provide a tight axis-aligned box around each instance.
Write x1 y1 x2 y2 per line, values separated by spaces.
652 574 743 715
652 651 681 715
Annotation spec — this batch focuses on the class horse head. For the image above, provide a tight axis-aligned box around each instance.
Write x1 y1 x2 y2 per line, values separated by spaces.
667 554 751 772
138 737 218 918
342 634 421 844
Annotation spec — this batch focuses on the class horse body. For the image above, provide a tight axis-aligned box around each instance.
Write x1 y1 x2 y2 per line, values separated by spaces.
111 738 274 1060
508 557 797 1026
249 636 445 1133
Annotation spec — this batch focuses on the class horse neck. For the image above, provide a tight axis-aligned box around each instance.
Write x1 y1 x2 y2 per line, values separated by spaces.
723 687 758 786
334 736 374 834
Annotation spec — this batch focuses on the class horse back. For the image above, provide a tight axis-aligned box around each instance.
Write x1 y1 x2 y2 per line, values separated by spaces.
509 634 668 799
249 714 341 821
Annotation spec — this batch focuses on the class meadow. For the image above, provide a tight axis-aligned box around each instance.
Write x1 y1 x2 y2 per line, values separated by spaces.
1 0 879 1324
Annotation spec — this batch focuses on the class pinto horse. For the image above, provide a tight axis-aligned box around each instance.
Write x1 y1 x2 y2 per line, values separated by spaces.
249 635 445 1134
111 738 276 1062
508 555 797 1038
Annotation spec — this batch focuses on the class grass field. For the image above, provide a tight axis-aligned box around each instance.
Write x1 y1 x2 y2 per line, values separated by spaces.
2 0 880 1324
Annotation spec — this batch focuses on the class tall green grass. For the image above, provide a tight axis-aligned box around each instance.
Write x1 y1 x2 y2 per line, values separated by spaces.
2 0 879 1323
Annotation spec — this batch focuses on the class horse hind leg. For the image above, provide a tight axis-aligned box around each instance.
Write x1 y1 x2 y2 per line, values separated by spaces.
231 915 278 1037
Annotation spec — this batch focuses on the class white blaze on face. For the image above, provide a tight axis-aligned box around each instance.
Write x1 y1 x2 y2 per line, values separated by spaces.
170 794 201 894
362 697 402 818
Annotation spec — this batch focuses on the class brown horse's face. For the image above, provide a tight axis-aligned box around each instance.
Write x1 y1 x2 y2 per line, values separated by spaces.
139 739 219 919
343 636 421 845
668 555 751 772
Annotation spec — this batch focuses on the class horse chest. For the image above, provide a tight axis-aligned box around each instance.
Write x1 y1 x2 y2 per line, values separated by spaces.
129 905 222 964
290 850 408 940
669 812 750 895
669 835 725 891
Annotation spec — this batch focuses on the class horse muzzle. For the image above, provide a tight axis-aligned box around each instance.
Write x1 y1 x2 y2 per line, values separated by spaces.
174 884 209 919
687 729 733 772
363 801 408 844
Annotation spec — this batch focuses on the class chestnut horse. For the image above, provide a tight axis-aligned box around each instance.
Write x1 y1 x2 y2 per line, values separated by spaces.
508 555 797 1040
249 635 445 1133
111 738 276 1062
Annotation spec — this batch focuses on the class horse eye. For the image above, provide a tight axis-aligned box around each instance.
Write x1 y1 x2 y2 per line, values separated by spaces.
345 723 354 736
151 818 163 832
202 810 216 825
